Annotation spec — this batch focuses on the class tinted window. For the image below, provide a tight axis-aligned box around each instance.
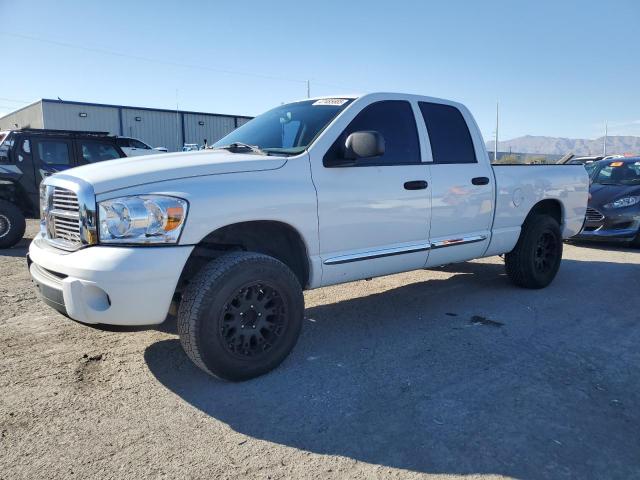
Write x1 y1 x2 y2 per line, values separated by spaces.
79 141 121 163
116 138 130 148
326 100 421 166
130 139 149 149
592 161 640 185
37 140 71 165
419 102 476 164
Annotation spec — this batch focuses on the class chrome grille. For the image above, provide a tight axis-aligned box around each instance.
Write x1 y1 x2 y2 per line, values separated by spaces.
585 207 604 222
41 176 97 251
49 187 81 248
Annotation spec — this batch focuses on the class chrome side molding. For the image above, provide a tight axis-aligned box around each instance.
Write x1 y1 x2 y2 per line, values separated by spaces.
323 243 431 265
430 234 487 249
323 235 488 265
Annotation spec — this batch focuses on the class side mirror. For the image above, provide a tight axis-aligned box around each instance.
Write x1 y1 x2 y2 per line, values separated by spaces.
344 131 385 160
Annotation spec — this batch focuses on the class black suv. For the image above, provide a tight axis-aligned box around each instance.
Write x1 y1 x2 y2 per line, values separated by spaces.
0 129 126 248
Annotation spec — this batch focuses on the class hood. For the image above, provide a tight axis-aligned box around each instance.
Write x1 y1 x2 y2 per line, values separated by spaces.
589 182 640 208
57 149 288 194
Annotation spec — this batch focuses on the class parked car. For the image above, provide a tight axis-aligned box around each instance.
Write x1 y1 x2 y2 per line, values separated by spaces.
28 93 588 380
116 136 167 156
182 143 201 152
574 157 640 245
0 129 126 248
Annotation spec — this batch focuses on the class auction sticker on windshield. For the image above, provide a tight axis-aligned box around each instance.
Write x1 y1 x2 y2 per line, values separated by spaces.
313 98 349 106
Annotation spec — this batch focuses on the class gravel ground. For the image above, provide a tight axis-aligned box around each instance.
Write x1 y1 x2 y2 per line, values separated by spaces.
1 220 639 480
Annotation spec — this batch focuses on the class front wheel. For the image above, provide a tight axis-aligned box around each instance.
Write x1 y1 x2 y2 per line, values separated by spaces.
505 215 563 289
177 251 304 381
0 199 26 249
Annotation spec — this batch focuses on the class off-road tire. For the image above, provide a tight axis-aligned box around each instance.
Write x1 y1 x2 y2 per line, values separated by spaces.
177 251 304 381
0 200 26 249
505 214 563 289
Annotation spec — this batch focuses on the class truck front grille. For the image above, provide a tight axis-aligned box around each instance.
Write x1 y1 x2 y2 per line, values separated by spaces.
49 187 82 247
585 207 604 222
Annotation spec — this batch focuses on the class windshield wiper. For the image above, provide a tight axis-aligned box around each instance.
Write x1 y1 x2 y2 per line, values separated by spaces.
214 142 268 155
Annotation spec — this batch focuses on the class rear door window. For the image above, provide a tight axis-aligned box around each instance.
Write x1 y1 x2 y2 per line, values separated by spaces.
78 141 121 163
419 102 477 164
35 139 72 166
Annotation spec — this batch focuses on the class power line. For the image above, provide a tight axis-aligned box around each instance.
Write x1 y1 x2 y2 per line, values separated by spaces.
0 96 33 104
0 31 309 87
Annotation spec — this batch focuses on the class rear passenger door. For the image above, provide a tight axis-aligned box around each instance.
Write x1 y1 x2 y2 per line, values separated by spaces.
419 102 494 266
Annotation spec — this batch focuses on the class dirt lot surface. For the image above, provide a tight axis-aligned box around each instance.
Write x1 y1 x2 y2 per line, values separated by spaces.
1 220 639 480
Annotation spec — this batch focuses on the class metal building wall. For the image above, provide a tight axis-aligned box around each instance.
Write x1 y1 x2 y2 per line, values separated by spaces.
1 99 252 152
121 108 183 151
183 113 235 146
0 102 44 130
42 101 120 134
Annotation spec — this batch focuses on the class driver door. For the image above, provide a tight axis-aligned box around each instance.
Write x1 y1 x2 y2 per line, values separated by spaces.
309 100 432 286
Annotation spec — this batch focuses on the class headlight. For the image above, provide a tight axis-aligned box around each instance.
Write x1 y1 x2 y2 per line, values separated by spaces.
604 196 640 209
98 195 188 244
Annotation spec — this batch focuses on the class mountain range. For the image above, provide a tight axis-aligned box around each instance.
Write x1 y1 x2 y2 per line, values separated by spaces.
486 135 640 156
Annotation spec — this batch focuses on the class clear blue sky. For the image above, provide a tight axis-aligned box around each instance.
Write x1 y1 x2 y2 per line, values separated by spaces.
0 0 638 141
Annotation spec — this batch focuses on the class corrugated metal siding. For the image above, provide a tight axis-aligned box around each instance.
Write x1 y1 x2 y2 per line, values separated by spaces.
0 102 44 130
42 101 120 134
183 113 235 146
121 108 182 151
1 99 252 152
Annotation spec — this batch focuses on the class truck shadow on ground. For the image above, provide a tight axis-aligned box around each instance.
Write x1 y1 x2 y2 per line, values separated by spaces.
145 258 639 479
0 235 34 258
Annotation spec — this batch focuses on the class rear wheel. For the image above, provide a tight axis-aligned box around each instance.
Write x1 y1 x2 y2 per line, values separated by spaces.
505 215 563 289
177 251 304 381
0 199 26 249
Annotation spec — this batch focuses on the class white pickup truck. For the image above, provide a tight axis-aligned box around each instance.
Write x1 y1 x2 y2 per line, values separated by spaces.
28 93 588 380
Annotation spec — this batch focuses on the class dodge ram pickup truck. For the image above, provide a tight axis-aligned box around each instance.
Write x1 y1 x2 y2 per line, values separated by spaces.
28 93 589 381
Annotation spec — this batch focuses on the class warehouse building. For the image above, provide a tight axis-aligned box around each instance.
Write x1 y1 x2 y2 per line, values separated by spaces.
0 99 252 152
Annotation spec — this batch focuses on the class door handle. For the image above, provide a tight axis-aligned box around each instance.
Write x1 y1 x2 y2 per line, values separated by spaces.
471 177 490 185
404 180 428 190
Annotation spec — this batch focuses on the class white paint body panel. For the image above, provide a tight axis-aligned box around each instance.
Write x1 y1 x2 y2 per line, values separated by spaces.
29 92 589 326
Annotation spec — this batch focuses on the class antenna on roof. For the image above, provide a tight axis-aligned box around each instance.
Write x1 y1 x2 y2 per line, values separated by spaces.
603 121 608 156
494 100 499 162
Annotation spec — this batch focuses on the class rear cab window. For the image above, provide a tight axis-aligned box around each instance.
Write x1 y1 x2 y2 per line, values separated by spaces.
419 102 477 164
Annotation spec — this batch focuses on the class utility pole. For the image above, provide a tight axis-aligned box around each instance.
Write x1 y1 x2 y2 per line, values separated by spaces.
603 121 608 156
176 89 180 152
306 80 311 99
494 100 499 162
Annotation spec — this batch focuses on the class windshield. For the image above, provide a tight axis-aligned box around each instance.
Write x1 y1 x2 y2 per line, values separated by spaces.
591 160 640 185
213 98 353 155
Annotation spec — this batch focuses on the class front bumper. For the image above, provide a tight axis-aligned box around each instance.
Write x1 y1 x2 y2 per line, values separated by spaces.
574 207 640 242
28 236 193 326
